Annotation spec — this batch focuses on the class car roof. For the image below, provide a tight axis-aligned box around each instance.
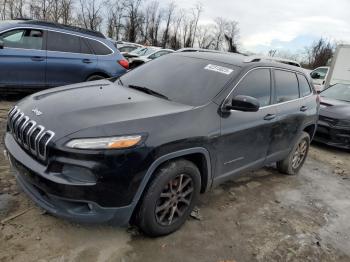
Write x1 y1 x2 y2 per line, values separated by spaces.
1 20 106 39
174 52 307 74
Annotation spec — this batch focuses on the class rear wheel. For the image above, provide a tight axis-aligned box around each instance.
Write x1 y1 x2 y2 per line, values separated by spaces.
277 131 310 175
136 159 201 237
86 75 106 81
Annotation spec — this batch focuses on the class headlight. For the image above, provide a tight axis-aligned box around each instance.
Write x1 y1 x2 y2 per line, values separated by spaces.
336 120 350 128
66 135 142 149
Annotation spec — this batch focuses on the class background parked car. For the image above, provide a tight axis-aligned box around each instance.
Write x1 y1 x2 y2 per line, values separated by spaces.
125 47 174 68
118 45 141 54
314 83 350 150
0 20 128 93
310 66 329 92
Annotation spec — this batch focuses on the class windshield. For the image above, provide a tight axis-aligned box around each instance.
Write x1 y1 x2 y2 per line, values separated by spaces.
118 54 239 106
321 84 350 102
130 47 159 56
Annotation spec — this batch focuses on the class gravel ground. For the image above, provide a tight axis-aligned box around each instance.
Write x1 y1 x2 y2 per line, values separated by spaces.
0 98 349 262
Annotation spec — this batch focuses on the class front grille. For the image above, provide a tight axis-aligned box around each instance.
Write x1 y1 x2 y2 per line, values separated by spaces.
319 115 338 126
7 106 55 161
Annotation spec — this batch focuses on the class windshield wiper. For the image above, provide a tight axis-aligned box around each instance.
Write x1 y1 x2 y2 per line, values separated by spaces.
128 85 170 100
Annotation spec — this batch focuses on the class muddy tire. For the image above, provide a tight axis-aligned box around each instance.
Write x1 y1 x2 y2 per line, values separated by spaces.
136 159 201 237
277 131 310 175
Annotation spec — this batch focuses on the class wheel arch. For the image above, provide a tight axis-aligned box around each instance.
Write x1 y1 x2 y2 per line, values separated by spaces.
131 147 212 211
303 123 317 140
86 71 111 81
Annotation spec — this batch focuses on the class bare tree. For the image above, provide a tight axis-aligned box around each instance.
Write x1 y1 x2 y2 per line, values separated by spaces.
168 9 183 49
213 17 226 50
197 24 215 49
61 0 74 24
146 1 161 46
161 2 175 48
78 0 103 30
268 49 277 57
304 38 335 69
123 0 143 42
191 2 202 47
106 0 124 39
224 20 239 53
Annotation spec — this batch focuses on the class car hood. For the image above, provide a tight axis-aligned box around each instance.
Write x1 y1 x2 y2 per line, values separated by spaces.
15 80 192 140
319 97 350 119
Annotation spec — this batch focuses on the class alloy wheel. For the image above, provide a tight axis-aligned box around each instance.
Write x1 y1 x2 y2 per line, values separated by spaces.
155 174 194 226
291 139 308 169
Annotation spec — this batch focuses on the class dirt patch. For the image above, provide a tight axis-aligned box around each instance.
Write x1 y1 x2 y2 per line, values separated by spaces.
0 100 349 262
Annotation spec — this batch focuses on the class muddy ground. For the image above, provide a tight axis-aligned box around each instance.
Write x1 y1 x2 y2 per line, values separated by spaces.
0 99 349 262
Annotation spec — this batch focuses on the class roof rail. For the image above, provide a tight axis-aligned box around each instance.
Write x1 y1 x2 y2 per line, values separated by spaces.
244 56 301 67
19 20 106 39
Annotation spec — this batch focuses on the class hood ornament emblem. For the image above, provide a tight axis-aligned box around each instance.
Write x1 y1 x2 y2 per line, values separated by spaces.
32 108 43 116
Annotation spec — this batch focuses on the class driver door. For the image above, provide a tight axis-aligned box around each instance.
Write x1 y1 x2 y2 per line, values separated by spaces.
0 28 46 89
214 68 277 183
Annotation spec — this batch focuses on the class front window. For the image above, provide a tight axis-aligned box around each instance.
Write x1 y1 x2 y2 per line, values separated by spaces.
321 84 350 102
118 55 239 106
0 28 43 50
231 69 271 107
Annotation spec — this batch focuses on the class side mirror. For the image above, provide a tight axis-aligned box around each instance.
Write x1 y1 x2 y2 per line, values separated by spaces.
225 95 260 112
0 40 4 49
310 72 320 79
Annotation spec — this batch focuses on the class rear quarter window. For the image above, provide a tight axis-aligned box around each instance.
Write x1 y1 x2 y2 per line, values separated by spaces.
275 70 299 103
297 74 312 97
86 39 112 55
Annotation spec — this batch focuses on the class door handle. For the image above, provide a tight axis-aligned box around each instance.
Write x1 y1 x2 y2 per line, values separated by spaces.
264 114 276 121
83 59 92 64
31 56 45 61
300 106 308 112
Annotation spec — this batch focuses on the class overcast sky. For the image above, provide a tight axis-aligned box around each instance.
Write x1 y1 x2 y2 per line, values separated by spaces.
166 0 350 54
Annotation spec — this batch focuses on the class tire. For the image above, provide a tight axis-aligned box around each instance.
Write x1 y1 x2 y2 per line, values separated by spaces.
86 75 105 81
277 131 310 175
136 159 201 237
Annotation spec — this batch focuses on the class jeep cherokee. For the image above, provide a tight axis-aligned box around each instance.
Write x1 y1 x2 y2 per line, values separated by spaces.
4 52 319 236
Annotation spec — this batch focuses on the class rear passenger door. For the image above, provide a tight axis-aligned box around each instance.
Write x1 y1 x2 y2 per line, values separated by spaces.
266 69 305 162
45 31 97 87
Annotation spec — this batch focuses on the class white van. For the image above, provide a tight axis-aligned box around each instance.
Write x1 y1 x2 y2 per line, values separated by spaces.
324 44 350 88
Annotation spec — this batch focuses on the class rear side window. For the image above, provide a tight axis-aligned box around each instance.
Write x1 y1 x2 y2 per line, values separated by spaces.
47 31 93 54
275 70 299 103
297 74 312 97
47 31 80 53
0 29 43 50
86 39 112 55
232 69 271 107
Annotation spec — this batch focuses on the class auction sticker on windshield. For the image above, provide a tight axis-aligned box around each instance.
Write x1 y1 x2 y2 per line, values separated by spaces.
204 64 234 75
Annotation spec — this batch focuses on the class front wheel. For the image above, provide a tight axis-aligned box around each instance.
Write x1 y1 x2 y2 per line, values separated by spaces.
136 159 201 237
277 131 310 175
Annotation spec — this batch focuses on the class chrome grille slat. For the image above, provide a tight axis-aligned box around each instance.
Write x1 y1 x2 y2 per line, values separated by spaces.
23 121 36 148
19 117 30 141
7 107 55 162
31 125 45 155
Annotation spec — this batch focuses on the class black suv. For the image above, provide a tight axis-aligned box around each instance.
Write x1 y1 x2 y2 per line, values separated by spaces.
4 52 319 236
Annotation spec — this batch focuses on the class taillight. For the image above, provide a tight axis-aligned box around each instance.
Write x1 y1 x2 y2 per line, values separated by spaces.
118 59 129 69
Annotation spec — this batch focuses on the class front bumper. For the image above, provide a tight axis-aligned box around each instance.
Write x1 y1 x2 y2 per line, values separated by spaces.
4 133 137 225
314 121 350 150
